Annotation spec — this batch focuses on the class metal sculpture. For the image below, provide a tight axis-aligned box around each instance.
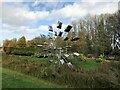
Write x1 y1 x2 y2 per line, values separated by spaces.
37 21 80 66
57 21 62 29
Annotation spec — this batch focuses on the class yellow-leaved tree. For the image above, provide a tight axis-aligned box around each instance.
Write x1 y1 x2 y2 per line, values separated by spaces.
17 36 26 47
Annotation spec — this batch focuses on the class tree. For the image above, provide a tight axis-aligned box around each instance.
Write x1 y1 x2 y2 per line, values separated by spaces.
106 11 120 55
3 39 11 47
17 36 26 47
8 38 17 47
3 38 17 47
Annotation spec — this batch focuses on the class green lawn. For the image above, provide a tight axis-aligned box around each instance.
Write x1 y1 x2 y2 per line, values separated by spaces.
2 68 62 88
0 67 2 89
2 53 51 63
16 55 51 62
71 59 99 70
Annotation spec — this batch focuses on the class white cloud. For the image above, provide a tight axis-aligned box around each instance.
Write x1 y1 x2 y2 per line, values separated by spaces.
32 0 40 7
81 0 119 3
49 2 118 21
0 0 23 2
89 2 118 15
1 1 119 28
2 23 48 34
50 3 87 19
1 4 49 27
1 23 49 42
37 25 48 33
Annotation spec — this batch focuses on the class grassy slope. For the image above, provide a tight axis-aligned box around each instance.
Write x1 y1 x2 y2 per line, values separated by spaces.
77 60 99 70
14 55 51 62
2 68 62 88
70 59 99 70
0 67 2 89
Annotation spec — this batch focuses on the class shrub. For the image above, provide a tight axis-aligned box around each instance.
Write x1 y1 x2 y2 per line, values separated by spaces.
79 54 86 61
96 54 105 63
9 47 35 56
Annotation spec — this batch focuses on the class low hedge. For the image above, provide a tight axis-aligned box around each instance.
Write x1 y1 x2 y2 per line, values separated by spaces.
6 47 42 56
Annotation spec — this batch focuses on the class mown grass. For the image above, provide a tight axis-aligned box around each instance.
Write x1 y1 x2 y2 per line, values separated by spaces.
69 59 99 70
2 53 53 63
78 60 99 70
18 55 51 62
2 68 62 88
0 67 2 89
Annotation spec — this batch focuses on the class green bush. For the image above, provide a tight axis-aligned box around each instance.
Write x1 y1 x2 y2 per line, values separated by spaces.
8 47 35 56
79 54 86 61
96 54 105 63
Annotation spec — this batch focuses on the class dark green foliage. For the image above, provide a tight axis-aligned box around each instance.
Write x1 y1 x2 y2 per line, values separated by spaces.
6 47 43 56
95 54 105 62
79 54 86 61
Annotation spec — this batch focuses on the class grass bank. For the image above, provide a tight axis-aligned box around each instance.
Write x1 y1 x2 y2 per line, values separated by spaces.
2 68 62 88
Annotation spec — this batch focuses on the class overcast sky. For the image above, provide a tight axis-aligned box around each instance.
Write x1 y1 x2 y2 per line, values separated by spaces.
0 0 119 46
